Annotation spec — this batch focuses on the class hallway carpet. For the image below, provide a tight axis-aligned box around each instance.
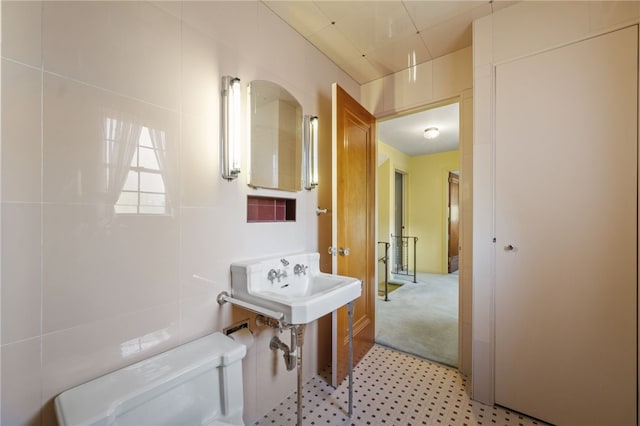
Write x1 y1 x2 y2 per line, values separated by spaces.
375 272 458 367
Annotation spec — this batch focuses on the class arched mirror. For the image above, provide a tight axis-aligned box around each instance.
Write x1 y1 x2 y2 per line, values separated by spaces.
248 80 303 191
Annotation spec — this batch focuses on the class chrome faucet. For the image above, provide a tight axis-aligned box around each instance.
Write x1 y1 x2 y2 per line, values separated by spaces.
268 268 287 283
293 264 308 276
280 258 290 266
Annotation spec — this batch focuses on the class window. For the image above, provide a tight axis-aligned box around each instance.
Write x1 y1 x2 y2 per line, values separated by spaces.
104 118 169 215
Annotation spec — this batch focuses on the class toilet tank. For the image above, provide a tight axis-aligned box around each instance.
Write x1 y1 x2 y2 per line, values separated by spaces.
54 332 246 426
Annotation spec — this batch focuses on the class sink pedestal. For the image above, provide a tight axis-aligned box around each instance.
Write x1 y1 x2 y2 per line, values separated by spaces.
220 252 362 424
259 306 354 426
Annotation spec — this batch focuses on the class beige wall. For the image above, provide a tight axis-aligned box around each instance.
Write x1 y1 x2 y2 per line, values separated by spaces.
472 0 640 405
0 2 359 425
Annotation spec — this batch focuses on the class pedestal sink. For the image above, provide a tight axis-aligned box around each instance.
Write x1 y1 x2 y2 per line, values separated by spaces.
228 252 361 325
219 252 361 426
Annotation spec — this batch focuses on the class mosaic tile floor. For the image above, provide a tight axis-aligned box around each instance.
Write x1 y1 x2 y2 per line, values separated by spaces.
254 344 547 426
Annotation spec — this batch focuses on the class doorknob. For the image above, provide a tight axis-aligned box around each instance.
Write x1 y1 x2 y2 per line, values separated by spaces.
328 247 336 256
504 244 516 251
339 247 350 256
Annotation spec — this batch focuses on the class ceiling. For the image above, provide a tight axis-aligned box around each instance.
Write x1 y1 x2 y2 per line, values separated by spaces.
263 1 515 156
378 101 459 156
263 0 515 85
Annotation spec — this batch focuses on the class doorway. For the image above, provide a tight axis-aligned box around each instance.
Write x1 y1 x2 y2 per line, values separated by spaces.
375 101 460 367
393 171 405 273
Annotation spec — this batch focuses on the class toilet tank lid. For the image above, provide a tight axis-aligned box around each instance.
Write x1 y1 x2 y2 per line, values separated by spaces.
55 332 246 426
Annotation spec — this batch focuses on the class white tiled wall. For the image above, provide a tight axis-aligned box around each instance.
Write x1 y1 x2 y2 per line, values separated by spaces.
360 46 472 117
0 1 359 424
472 0 640 407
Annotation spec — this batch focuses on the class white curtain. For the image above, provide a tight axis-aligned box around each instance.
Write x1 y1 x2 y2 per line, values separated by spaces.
147 127 174 208
103 115 142 209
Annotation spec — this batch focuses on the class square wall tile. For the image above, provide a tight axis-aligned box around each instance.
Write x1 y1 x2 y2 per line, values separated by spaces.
2 1 42 67
383 60 433 113
182 1 258 60
433 46 472 100
2 59 42 203
253 327 298 416
589 1 640 32
178 295 230 345
179 112 219 207
181 24 229 120
2 202 42 344
1 338 42 426
42 1 180 110
43 73 180 206
43 203 180 333
492 1 589 64
472 14 494 69
360 77 384 115
42 303 180 412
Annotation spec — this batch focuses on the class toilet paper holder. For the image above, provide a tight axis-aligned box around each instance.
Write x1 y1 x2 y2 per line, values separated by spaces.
223 319 250 337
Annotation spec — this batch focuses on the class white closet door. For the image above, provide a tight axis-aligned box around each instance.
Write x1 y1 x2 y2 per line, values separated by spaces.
495 26 637 426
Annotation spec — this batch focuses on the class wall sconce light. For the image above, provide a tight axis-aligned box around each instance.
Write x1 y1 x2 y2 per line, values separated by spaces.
221 75 241 180
424 127 440 139
303 115 319 190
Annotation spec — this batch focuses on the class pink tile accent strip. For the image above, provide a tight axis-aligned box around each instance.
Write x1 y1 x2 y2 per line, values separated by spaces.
247 196 296 222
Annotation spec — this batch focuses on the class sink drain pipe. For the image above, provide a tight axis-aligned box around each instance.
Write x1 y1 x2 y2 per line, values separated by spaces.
269 324 304 372
259 318 306 426
257 303 354 426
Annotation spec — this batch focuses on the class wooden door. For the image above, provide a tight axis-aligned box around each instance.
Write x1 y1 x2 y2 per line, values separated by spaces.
495 26 637 425
331 84 376 387
447 172 459 273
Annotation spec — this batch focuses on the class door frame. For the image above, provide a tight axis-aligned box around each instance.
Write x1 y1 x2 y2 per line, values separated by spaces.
394 170 406 272
374 94 471 373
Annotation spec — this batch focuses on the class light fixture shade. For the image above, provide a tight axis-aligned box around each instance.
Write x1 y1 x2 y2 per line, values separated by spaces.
221 75 241 180
424 127 439 139
303 115 319 190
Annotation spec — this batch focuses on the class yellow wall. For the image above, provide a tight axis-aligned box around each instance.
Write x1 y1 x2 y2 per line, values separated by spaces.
377 141 411 245
377 142 459 275
378 159 391 244
409 150 459 273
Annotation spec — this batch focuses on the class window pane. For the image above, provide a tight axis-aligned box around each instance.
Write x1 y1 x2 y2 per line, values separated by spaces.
121 171 138 191
138 127 153 148
116 191 138 206
140 192 166 208
115 205 138 214
138 146 160 170
139 172 165 193
140 206 166 214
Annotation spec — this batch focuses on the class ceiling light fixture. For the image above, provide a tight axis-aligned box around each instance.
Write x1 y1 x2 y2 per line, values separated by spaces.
424 127 439 139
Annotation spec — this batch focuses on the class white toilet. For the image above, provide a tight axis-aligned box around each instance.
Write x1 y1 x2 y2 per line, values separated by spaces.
54 332 246 426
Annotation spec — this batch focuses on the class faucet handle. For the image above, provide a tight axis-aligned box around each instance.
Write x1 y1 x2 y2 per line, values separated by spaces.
267 268 278 284
293 264 308 276
280 258 290 266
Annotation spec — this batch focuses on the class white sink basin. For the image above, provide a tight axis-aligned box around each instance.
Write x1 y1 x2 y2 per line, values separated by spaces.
230 252 361 324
